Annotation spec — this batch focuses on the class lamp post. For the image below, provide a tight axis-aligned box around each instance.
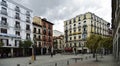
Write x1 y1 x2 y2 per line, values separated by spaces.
31 38 36 62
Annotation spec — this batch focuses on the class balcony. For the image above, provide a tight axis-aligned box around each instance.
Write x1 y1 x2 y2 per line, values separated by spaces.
26 36 31 40
73 27 76 29
82 24 87 28
1 10 7 16
14 25 21 30
69 28 72 30
26 19 30 23
82 30 87 34
26 11 30 16
15 8 20 12
43 30 46 35
15 16 20 20
0 22 8 27
1 2 8 7
78 26 81 28
26 28 31 32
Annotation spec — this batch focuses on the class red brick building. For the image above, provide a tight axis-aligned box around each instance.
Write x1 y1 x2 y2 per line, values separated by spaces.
41 18 54 54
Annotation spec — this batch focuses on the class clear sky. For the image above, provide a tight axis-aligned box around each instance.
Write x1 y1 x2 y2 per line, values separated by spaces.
13 0 111 33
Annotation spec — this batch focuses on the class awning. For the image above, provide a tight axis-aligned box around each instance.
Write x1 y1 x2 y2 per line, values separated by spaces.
64 47 73 51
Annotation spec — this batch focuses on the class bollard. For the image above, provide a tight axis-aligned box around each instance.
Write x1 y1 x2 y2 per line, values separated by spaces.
55 63 57 66
86 57 87 60
67 60 69 65
29 60 32 64
75 59 77 63
17 64 20 66
81 58 83 61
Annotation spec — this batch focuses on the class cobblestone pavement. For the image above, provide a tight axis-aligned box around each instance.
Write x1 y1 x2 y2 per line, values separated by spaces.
69 55 120 66
0 54 92 66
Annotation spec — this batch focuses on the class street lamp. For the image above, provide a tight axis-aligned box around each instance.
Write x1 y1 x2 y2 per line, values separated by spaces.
31 38 36 62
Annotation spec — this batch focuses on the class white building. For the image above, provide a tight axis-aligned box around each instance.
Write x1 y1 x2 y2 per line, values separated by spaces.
0 0 33 56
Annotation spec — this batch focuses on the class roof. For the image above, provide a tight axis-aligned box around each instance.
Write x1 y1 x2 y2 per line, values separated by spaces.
42 19 54 25
6 0 33 12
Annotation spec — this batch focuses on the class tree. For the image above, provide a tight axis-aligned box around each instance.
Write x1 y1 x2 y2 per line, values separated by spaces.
86 34 102 61
19 40 33 56
19 40 33 48
101 37 113 55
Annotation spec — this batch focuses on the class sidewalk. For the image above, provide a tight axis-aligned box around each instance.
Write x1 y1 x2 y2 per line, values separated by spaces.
69 55 120 66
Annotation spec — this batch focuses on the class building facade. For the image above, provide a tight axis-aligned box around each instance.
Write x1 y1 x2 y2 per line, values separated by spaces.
112 0 120 61
33 16 54 55
33 16 42 55
53 35 65 53
42 18 54 54
0 0 33 57
64 12 110 53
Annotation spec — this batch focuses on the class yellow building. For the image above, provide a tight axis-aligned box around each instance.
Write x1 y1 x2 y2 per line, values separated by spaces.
64 12 110 53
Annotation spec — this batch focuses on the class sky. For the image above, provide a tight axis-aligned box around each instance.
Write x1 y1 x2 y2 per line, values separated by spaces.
13 0 111 33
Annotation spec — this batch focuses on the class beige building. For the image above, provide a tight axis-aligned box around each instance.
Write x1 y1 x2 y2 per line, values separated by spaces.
53 35 65 53
64 12 110 53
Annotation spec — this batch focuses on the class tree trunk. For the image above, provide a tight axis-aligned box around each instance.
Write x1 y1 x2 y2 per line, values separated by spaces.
95 49 98 61
93 49 95 58
23 48 25 56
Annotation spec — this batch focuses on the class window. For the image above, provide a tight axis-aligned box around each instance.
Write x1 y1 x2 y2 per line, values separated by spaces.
26 11 30 16
1 39 8 46
70 37 72 40
15 40 20 46
15 6 20 12
74 29 76 32
39 42 41 46
70 43 72 47
15 31 20 36
79 36 81 39
38 29 40 34
74 18 76 23
38 35 41 39
70 31 72 33
15 12 20 20
74 43 77 47
84 14 86 19
26 33 30 39
1 7 7 15
48 24 51 29
69 20 71 24
84 21 86 23
33 28 36 33
26 16 30 23
1 0 7 7
43 29 46 35
79 43 81 47
74 24 76 26
26 24 30 30
74 36 76 39
78 17 81 21
34 35 36 38
15 21 20 28
1 28 7 33
1 17 7 25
